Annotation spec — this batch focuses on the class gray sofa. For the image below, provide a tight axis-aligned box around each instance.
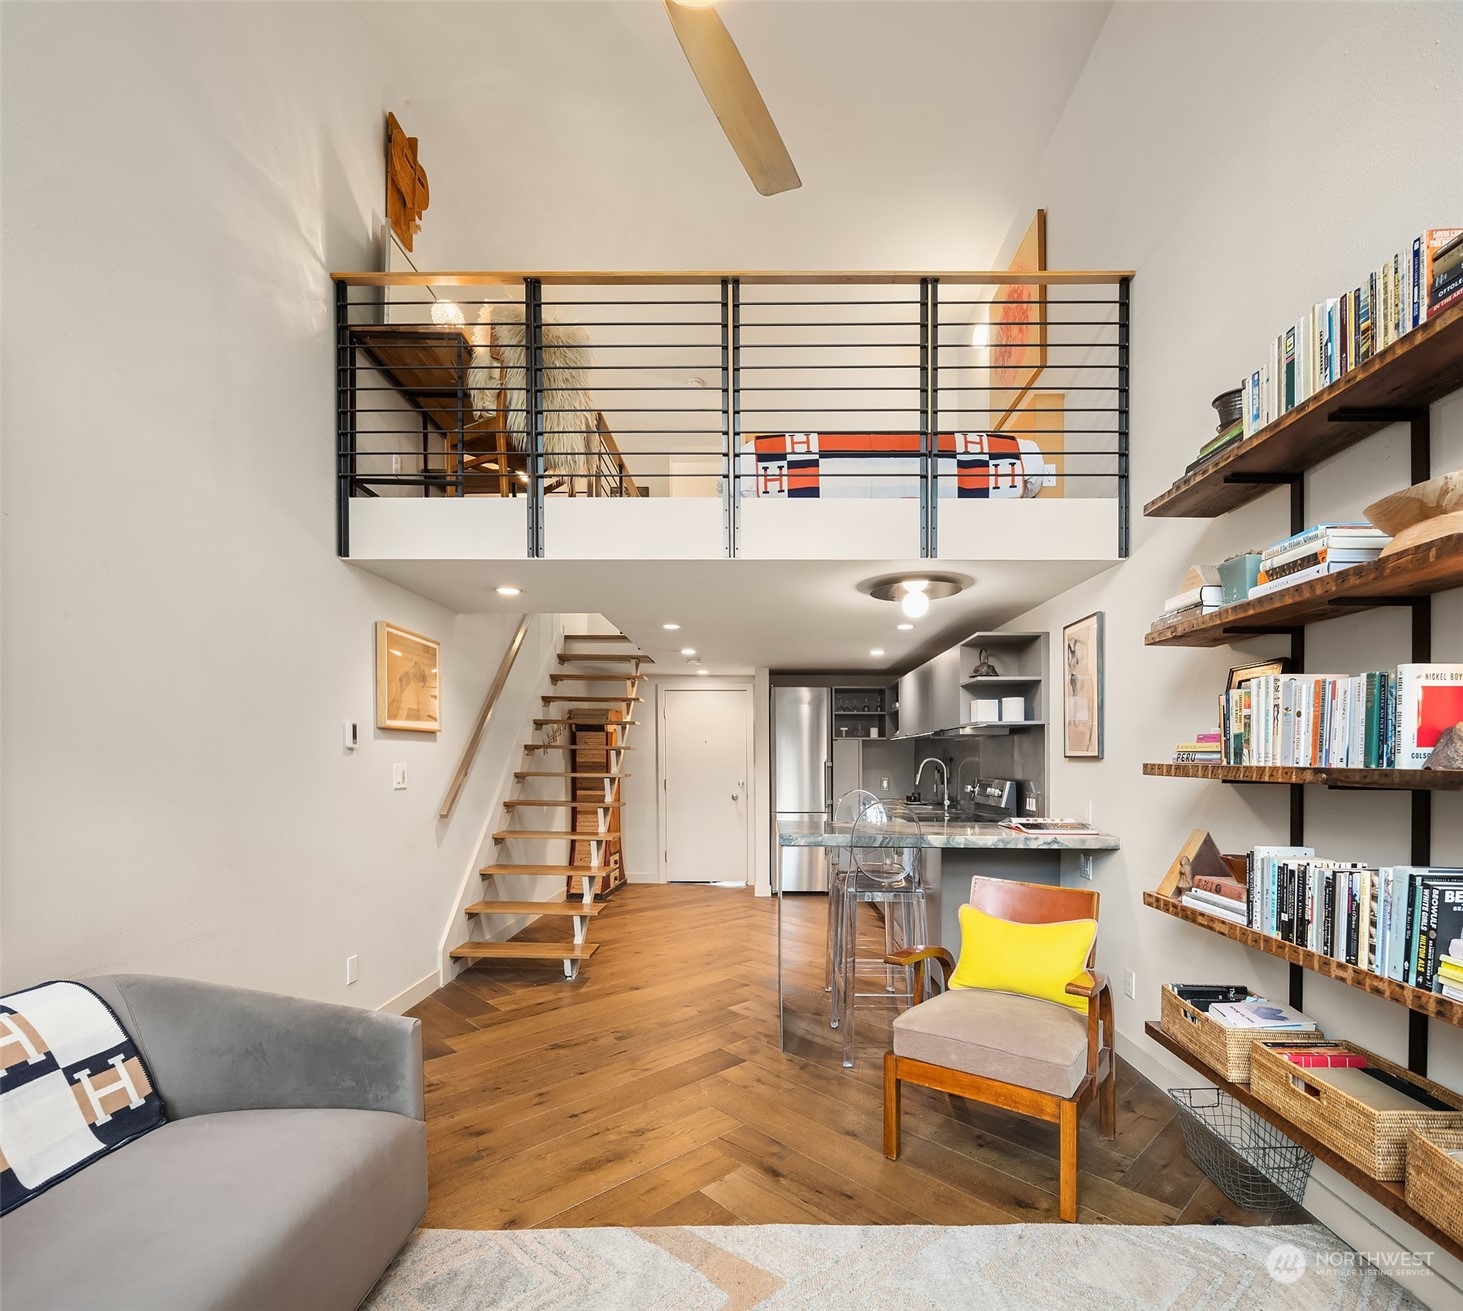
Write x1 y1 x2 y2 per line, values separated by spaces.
1 974 426 1311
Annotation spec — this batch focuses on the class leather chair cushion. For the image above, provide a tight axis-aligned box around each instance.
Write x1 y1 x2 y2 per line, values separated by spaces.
892 987 1090 1099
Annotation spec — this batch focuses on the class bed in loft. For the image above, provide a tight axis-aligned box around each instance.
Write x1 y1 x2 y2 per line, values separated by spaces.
737 431 1054 499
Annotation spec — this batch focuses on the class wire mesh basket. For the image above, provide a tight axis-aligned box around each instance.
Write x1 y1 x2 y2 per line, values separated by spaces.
1170 1087 1315 1211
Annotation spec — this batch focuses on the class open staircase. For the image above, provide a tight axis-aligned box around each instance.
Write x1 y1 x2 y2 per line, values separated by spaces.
449 631 647 979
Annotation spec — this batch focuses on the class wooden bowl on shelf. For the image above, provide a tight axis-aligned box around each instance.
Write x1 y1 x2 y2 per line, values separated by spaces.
1365 470 1463 554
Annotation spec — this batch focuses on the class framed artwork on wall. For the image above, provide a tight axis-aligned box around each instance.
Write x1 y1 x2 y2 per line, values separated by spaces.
376 621 440 733
1063 611 1103 759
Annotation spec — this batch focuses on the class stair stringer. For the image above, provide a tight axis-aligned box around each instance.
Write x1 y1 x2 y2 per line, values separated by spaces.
433 612 582 985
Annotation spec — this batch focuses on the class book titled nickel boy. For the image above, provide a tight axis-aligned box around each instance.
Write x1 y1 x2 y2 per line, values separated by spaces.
1396 664 1463 768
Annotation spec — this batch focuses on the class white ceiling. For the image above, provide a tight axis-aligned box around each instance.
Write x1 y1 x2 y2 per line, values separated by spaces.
351 556 1120 674
379 1 1113 271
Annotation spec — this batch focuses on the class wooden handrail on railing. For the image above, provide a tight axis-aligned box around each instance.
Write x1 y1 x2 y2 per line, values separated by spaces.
589 413 641 498
438 615 532 820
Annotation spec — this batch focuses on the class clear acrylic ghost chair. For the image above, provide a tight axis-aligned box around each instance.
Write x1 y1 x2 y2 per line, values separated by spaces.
830 801 928 1067
825 789 880 996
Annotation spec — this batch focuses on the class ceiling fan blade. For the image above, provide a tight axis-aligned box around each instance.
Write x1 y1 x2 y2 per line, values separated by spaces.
662 0 801 197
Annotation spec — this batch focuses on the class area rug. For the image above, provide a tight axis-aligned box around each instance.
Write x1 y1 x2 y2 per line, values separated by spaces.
363 1223 1429 1310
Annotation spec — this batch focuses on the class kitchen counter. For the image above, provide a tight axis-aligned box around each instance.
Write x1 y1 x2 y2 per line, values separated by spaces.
776 817 1120 851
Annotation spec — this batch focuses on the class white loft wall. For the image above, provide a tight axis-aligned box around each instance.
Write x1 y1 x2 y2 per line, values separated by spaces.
0 4 555 1010
997 0 1463 1292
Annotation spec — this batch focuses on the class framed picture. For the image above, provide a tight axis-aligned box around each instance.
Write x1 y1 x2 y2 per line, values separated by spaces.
1226 658 1293 691
376 621 440 732
1063 611 1103 759
990 209 1047 432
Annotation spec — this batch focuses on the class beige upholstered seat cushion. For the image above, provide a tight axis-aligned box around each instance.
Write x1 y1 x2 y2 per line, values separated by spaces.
892 988 1090 1099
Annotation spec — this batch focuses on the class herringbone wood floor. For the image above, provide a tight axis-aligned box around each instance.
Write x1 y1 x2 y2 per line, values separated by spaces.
408 884 1310 1230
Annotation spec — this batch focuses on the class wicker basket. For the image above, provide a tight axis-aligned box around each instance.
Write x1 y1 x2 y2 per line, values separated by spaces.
1249 1040 1463 1180
1404 1127 1463 1245
1159 985 1306 1083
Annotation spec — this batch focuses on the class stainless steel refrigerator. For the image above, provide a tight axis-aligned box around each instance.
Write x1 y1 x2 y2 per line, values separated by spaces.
772 686 831 893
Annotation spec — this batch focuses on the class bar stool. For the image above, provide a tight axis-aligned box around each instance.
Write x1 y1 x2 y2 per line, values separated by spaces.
830 801 928 1068
825 788 879 995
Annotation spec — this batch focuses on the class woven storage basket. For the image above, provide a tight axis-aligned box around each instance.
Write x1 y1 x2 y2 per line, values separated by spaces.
1249 1040 1463 1181
1404 1127 1463 1245
1159 985 1308 1083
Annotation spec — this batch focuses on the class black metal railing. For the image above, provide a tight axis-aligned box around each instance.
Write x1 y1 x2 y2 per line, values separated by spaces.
332 270 1132 559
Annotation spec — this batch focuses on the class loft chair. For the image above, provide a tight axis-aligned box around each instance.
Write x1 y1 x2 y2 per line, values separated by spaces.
882 876 1115 1222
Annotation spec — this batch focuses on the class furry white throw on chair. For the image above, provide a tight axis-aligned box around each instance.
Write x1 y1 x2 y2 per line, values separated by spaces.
470 303 595 477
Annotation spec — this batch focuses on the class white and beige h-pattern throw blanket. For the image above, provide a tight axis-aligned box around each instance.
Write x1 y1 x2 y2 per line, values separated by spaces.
0 981 165 1214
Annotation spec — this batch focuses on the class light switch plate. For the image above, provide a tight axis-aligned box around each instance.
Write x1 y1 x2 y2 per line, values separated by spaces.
392 763 407 790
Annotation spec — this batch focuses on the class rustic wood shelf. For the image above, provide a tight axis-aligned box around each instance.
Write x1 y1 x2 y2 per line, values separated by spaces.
1143 891 1463 1026
1143 533 1463 646
1142 763 1463 791
347 323 479 434
1145 303 1463 518
1145 1020 1463 1261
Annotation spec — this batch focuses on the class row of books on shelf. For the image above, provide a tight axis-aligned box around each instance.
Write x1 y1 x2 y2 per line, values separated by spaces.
1237 227 1462 441
1178 851 1463 995
1212 663 1462 770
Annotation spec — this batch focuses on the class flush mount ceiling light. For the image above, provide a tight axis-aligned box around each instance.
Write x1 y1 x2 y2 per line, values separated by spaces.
870 648 886 657
696 668 710 676
495 585 521 597
680 647 697 656
897 623 914 631
858 572 970 618
663 622 682 631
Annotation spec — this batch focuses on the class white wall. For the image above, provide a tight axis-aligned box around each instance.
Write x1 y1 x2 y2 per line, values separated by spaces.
996 1 1463 1293
0 4 557 1010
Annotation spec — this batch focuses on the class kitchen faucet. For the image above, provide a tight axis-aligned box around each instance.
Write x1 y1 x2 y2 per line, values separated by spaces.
915 757 950 814
955 756 981 803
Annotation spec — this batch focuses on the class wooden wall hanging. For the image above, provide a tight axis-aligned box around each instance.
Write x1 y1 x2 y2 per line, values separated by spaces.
386 112 429 252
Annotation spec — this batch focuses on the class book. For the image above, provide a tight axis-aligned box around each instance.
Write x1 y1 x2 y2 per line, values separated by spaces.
1260 524 1391 560
1161 584 1224 613
1257 546 1385 582
1426 229 1463 318
1441 981 1463 1003
1306 1066 1449 1112
1247 561 1362 598
1395 664 1463 768
1208 999 1318 1030
1181 892 1247 925
1274 1047 1368 1069
1191 876 1246 903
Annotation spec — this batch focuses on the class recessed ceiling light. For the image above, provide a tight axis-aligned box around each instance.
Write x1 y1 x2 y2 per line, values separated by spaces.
495 585 521 597
696 667 709 675
870 648 885 657
680 647 696 656
897 623 914 631
663 623 681 631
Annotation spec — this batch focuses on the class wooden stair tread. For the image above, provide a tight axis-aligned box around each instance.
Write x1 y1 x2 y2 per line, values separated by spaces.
480 863 613 875
504 799 625 808
541 696 644 703
524 743 634 751
549 673 646 682
534 718 639 727
464 900 605 917
494 829 621 841
449 941 599 961
556 653 651 663
513 771 629 779
561 634 633 642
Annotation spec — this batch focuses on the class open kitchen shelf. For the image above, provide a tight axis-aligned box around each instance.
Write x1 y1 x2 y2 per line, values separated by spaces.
1144 891 1463 1025
1143 533 1463 647
1142 763 1463 791
1145 1020 1463 1262
1145 303 1463 518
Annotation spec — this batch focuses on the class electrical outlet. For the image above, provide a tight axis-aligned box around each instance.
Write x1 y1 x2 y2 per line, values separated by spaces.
1123 969 1137 1000
880 775 890 792
1079 853 1094 880
392 763 407 790
346 955 359 986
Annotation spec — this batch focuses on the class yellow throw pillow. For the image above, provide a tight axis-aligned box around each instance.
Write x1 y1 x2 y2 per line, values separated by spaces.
948 903 1098 1011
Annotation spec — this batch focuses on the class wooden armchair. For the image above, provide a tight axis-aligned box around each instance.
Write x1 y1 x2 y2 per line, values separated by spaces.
882 876 1115 1222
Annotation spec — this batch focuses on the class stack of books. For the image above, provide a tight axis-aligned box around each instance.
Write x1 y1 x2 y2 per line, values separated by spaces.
1249 523 1391 598
1173 732 1222 764
1149 564 1222 630
1220 662 1463 769
1236 851 1463 993
1438 955 1463 1003
1239 226 1462 435
1181 868 1247 923
1185 420 1243 474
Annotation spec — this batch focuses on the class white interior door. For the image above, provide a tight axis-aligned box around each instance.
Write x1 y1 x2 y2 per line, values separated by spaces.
662 687 752 884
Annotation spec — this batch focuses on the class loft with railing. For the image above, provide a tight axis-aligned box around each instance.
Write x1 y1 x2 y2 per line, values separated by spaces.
332 269 1132 564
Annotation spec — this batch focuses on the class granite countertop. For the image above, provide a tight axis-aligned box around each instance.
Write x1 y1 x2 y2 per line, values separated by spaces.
776 817 1120 851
